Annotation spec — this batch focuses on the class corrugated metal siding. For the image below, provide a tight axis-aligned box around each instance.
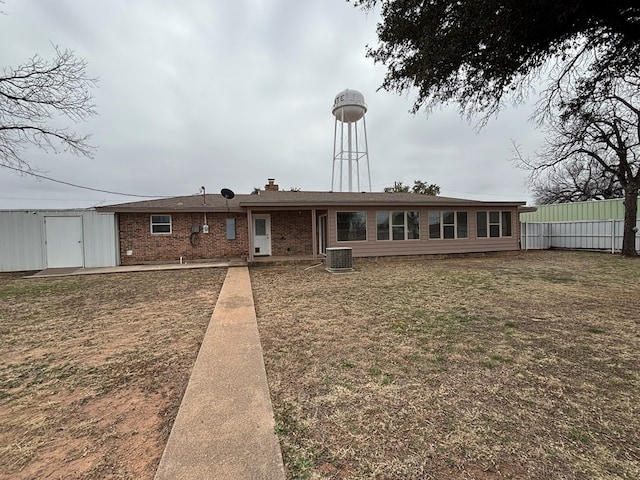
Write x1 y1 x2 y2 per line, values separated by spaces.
81 212 118 267
326 206 520 257
0 210 118 272
520 219 639 252
519 199 632 222
0 211 45 271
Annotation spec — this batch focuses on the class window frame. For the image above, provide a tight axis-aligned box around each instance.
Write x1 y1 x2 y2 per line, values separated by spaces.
150 214 172 234
336 211 367 242
476 211 513 238
376 210 420 241
428 210 468 240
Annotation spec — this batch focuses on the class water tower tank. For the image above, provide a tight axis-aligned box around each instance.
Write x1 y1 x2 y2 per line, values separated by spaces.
332 89 367 123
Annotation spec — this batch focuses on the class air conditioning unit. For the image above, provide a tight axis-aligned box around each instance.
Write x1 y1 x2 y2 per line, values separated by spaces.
326 247 353 272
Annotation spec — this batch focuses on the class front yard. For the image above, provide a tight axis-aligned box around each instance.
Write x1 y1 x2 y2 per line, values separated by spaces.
251 251 640 479
1 251 638 479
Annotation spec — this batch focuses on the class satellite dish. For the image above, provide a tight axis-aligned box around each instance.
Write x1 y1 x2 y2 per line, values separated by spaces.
221 188 235 200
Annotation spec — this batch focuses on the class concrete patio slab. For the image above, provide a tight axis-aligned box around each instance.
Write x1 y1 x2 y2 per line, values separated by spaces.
154 266 285 480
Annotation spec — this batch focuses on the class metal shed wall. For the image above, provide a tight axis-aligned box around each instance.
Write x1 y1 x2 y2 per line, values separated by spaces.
0 210 118 272
519 199 633 223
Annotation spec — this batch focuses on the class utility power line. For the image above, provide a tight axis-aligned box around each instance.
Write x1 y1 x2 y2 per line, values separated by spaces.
1 164 171 198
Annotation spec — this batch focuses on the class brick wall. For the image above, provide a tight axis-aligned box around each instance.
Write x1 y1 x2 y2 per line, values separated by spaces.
268 210 313 256
118 212 248 265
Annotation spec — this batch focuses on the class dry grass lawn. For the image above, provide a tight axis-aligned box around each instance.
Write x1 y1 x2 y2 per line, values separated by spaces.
0 268 226 480
251 251 640 479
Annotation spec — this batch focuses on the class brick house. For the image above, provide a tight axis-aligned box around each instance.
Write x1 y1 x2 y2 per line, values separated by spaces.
97 179 526 265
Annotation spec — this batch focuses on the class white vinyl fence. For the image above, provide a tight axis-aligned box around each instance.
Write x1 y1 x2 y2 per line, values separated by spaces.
521 219 640 253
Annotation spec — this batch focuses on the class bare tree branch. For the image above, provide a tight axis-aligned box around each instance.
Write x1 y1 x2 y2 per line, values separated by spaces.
0 44 97 170
524 74 640 256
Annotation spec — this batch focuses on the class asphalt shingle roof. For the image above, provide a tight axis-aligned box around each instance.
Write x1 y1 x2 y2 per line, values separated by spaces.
96 191 525 213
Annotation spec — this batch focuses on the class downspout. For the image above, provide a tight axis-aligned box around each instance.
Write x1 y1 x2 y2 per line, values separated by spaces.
611 218 615 254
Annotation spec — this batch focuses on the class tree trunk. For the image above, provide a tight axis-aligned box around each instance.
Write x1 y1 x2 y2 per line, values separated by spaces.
621 185 639 257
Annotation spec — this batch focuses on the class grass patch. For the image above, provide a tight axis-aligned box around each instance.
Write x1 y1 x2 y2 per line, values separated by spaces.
0 279 81 298
0 268 226 479
252 251 640 479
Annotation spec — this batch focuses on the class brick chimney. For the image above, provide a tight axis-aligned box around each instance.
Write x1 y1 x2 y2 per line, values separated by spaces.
265 178 279 191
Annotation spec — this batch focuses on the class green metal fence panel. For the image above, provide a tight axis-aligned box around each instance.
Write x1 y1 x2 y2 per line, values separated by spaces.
519 199 633 222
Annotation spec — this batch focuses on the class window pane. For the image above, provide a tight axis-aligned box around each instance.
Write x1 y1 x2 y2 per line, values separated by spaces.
226 218 236 240
477 212 487 237
392 226 404 240
376 211 389 240
444 225 455 239
502 211 512 236
391 211 404 226
337 212 366 241
152 215 170 224
457 212 468 238
429 211 441 239
443 211 454 225
255 218 266 236
489 211 500 223
407 211 420 239
490 224 500 237
152 224 170 234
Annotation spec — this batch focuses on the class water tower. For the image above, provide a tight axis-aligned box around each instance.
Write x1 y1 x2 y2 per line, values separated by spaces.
331 89 371 192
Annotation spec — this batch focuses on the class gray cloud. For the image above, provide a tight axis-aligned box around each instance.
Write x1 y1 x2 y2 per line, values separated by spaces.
0 0 543 209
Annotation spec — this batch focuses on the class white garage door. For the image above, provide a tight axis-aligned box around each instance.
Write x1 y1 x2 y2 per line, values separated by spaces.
45 216 84 268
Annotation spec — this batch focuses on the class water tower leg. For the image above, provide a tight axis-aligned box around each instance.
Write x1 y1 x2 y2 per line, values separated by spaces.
363 115 371 192
331 119 338 191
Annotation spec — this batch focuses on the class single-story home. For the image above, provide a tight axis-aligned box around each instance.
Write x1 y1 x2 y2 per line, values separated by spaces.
96 179 527 265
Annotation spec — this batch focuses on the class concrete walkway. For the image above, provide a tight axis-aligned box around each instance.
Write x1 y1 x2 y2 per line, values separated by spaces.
154 266 286 480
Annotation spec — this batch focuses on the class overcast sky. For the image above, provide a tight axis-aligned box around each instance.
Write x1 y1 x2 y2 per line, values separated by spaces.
0 0 546 210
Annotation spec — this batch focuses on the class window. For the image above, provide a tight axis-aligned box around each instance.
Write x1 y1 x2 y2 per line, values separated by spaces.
477 211 512 238
476 211 487 238
429 211 441 239
428 211 468 239
255 218 266 236
377 211 419 240
226 218 236 240
502 211 512 237
151 215 171 234
376 211 389 240
457 212 468 238
337 211 367 241
407 211 420 239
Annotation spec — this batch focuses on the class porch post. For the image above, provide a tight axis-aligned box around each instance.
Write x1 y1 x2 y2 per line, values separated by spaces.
247 208 254 262
311 208 317 259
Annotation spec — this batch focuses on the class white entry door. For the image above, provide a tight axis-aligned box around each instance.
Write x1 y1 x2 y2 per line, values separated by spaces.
45 216 84 268
253 214 271 256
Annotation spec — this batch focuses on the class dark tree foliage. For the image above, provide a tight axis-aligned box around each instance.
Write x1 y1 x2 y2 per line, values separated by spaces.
384 179 440 194
0 46 96 171
353 0 640 117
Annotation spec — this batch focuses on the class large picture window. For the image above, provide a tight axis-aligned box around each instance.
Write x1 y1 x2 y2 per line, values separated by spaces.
337 211 367 241
377 211 419 240
150 215 171 234
428 211 468 239
477 211 512 237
